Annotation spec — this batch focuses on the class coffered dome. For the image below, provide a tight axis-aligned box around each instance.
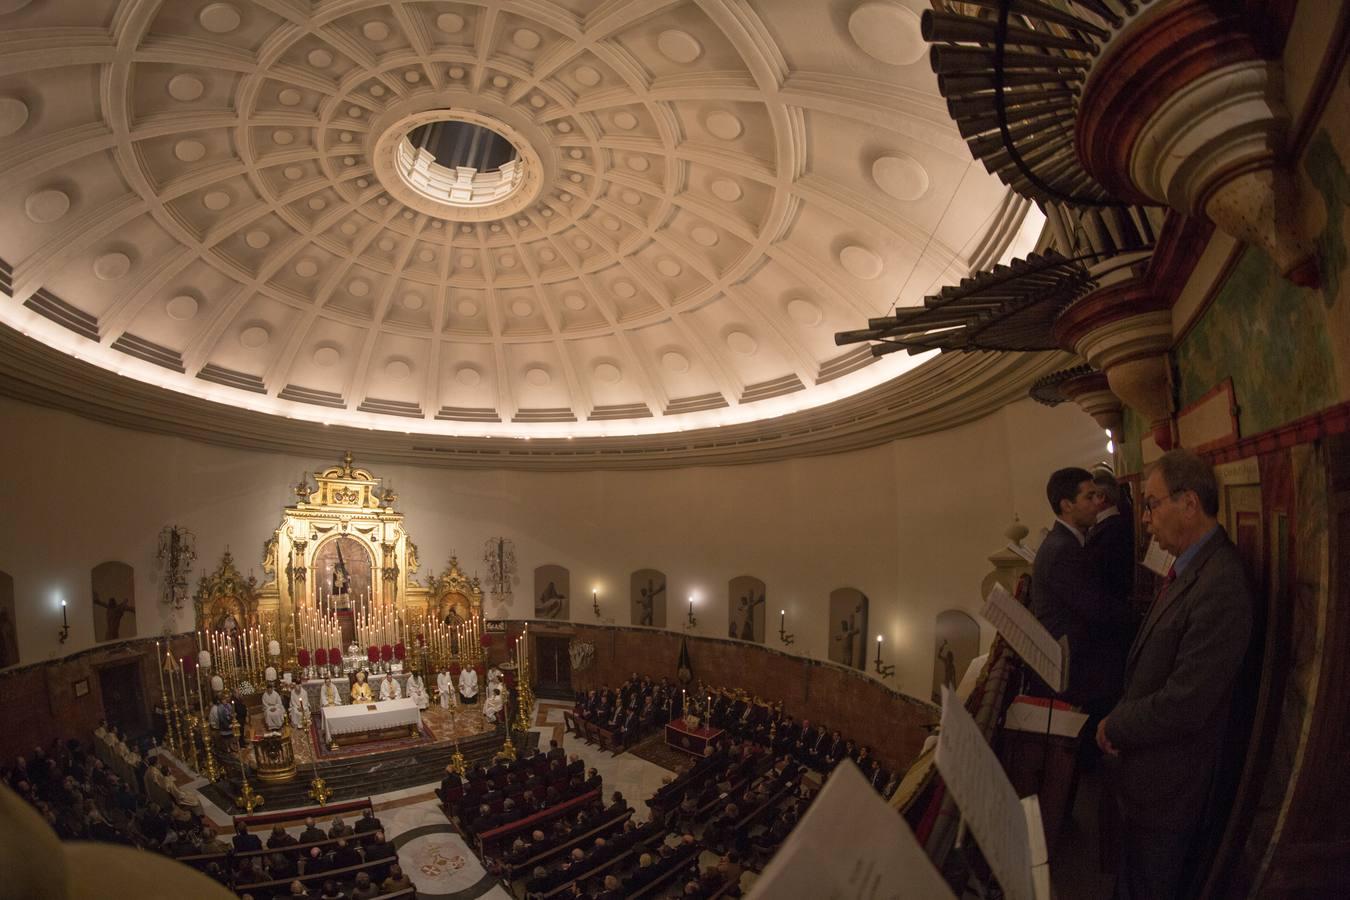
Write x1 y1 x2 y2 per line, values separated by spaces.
0 0 1038 440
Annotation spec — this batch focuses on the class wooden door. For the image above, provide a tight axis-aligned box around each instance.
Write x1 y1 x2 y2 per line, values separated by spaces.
98 660 148 738
534 635 572 696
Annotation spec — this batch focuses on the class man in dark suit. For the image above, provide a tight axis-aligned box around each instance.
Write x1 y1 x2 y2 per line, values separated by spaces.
232 820 262 853
1098 450 1253 900
1087 468 1139 714
1030 467 1119 707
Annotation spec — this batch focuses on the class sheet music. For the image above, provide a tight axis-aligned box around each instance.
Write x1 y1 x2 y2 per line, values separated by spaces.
1007 541 1036 564
1141 538 1177 576
980 583 1068 693
935 686 1038 900
747 760 955 900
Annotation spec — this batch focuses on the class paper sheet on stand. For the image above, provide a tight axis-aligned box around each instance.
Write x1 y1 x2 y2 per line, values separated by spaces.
747 760 955 900
1141 538 1177 576
935 686 1042 900
980 583 1068 693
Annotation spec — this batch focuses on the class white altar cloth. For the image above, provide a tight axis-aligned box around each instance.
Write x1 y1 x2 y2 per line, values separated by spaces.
321 698 420 742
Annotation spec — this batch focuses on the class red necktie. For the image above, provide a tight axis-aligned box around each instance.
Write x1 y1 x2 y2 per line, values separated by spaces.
1158 565 1176 600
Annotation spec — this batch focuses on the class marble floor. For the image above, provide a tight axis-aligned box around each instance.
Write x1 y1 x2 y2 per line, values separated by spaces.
165 699 679 898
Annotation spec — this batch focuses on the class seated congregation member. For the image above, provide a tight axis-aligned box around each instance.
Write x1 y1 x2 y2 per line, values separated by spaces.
332 837 361 870
349 871 380 900
328 815 353 839
233 820 263 853
381 862 414 894
299 816 326 844
268 823 298 849
363 830 397 881
317 879 345 900
353 807 383 840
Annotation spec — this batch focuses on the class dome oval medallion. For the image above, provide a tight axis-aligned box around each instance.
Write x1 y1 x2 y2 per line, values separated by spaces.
25 189 70 224
455 365 481 386
787 298 824 327
726 330 758 355
384 359 412 381
839 244 883 279
239 325 270 349
93 252 131 281
165 295 199 321
525 366 551 386
848 2 926 67
594 363 622 384
0 97 30 137
313 345 341 368
657 30 702 64
662 351 690 374
872 154 930 202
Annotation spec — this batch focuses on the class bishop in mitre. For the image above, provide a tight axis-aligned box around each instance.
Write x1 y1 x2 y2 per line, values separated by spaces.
459 666 479 705
407 672 429 710
379 673 402 701
350 670 374 703
289 679 311 730
320 675 342 707
260 680 287 732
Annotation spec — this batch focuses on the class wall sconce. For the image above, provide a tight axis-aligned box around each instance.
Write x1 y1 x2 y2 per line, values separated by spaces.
592 588 601 619
686 596 698 629
58 598 70 644
778 609 795 646
874 634 895 679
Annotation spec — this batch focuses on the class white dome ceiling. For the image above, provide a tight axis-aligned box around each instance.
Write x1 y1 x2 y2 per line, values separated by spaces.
0 0 1032 438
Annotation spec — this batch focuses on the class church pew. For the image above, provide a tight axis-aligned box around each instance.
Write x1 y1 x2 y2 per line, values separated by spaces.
473 787 601 857
233 795 373 831
233 853 390 894
531 828 670 899
503 807 632 880
710 779 799 854
625 842 705 899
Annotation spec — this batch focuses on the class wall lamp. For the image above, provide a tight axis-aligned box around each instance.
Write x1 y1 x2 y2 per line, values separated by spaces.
778 609 795 646
874 635 895 679
58 598 70 644
686 596 697 629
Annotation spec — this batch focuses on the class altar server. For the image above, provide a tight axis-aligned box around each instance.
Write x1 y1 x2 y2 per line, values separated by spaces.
407 672 429 710
290 681 311 730
320 676 342 707
459 666 479 705
379 674 402 701
483 686 505 724
436 669 453 710
261 682 287 731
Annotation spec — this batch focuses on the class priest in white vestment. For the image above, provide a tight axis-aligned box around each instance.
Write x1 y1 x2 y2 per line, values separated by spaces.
289 683 311 730
459 667 479 705
379 674 402 701
260 684 286 731
407 673 429 710
436 669 453 710
320 676 342 707
482 685 505 724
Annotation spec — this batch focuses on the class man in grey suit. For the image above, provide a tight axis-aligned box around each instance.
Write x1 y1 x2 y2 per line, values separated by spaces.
1098 449 1254 900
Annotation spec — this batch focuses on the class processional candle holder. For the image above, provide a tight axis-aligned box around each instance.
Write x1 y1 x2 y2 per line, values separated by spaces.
198 715 221 782
231 720 264 814
183 711 202 773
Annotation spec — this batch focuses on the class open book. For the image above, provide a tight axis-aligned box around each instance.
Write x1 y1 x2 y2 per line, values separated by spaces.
747 760 956 899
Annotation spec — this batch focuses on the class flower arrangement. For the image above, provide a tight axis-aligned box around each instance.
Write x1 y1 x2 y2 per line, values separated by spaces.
380 644 393 662
394 642 405 661
329 647 341 668
367 645 379 663
298 648 310 667
314 647 328 666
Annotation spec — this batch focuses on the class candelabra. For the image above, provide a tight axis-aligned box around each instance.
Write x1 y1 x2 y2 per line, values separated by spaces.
183 711 202 773
156 525 197 611
197 715 221 782
873 635 896 679
777 609 795 647
165 697 182 756
232 721 264 813
448 738 468 778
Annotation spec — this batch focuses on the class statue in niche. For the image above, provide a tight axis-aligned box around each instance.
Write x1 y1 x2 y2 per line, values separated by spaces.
637 578 665 626
93 592 135 641
735 589 765 641
937 639 957 691
332 542 351 596
538 581 566 619
834 607 864 669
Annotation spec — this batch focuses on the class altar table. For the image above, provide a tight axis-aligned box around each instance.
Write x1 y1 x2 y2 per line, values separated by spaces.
665 720 724 757
321 698 420 746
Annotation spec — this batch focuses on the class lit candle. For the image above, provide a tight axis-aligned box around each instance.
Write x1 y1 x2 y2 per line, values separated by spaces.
156 640 167 709
780 609 785 631
875 634 883 666
61 598 68 628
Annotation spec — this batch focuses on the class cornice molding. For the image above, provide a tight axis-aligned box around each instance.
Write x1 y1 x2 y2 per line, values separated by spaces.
0 325 1072 471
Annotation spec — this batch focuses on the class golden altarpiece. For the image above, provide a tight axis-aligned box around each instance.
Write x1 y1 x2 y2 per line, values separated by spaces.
193 451 484 682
